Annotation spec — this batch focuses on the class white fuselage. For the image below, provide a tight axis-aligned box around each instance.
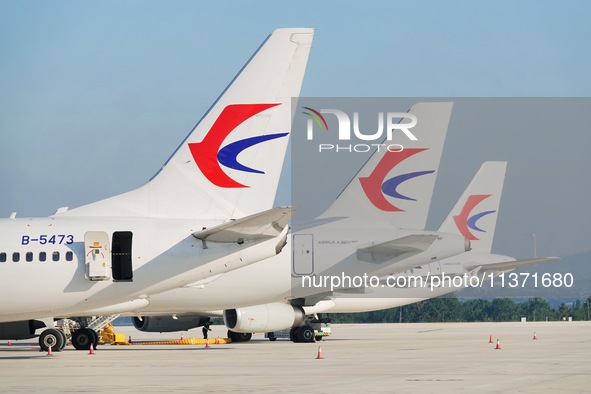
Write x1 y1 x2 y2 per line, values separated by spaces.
0 216 282 322
135 250 514 317
126 222 471 316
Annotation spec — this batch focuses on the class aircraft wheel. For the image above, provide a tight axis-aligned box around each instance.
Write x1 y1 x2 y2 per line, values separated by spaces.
91 329 99 348
236 332 252 342
72 328 96 350
57 329 68 350
289 327 299 342
267 332 276 341
298 325 314 343
39 328 64 352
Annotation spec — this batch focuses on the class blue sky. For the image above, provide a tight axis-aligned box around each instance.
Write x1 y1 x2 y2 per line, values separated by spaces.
1 1 590 260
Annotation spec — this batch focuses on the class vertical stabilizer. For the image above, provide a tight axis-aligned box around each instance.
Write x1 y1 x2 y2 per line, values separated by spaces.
62 28 314 219
438 161 507 253
319 102 453 230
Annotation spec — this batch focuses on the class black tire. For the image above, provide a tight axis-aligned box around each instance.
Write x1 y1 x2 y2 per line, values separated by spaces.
315 335 323 342
39 328 64 352
236 332 252 342
72 328 97 350
227 331 252 342
298 325 315 343
91 329 99 349
289 327 299 343
267 332 276 341
57 329 68 350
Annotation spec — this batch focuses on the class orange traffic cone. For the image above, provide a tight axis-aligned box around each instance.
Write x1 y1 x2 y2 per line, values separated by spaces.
7 340 11 346
47 345 53 356
489 335 493 343
532 332 537 340
215 336 220 344
180 333 184 340
316 346 324 359
205 339 210 348
495 339 501 350
89 343 95 355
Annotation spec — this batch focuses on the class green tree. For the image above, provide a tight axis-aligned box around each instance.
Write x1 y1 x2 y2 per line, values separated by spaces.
521 297 557 321
489 298 521 321
559 303 569 320
461 299 492 322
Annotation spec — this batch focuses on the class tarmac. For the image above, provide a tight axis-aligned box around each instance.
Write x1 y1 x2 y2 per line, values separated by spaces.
0 321 589 393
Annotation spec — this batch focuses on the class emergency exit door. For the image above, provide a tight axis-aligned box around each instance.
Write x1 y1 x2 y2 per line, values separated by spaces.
292 234 314 275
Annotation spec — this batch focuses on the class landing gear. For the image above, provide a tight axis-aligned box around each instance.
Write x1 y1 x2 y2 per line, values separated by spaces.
57 329 68 350
227 330 252 342
39 328 64 352
72 328 98 350
237 332 252 342
297 325 315 343
287 325 314 343
289 327 299 342
267 332 276 341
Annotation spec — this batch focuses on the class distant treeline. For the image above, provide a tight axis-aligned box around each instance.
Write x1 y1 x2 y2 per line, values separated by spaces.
328 297 591 323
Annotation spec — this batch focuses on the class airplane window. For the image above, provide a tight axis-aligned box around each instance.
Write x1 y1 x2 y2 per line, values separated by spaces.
13 252 20 262
52 251 60 262
26 252 33 262
66 251 73 261
39 252 46 262
0 252 6 263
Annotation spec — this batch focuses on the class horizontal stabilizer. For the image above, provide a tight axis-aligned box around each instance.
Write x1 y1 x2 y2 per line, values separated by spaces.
467 257 560 272
356 234 438 263
193 206 293 243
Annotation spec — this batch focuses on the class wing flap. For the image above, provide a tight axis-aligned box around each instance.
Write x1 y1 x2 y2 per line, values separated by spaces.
193 206 293 243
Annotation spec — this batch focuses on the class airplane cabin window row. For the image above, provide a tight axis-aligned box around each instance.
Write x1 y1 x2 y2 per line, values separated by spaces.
0 251 74 263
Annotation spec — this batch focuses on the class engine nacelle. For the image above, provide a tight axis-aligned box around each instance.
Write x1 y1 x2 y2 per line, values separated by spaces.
132 315 209 332
224 303 305 333
0 320 46 340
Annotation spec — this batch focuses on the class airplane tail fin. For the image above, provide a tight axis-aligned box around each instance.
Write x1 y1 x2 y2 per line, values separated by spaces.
319 102 453 230
62 28 314 219
438 161 507 253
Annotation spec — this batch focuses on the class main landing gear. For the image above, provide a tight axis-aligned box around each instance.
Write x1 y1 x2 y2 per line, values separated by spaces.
227 330 252 342
38 328 67 352
37 327 99 351
71 327 99 350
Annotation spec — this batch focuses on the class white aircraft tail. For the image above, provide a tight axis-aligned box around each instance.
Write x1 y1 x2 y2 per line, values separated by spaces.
61 28 314 219
319 102 453 230
438 161 507 253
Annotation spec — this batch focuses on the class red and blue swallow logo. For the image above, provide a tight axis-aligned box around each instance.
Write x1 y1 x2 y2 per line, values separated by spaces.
188 104 288 188
453 194 496 240
359 148 435 211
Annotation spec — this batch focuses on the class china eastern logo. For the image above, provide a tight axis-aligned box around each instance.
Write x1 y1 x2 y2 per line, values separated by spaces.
188 104 288 188
303 107 417 153
359 148 435 211
453 195 496 240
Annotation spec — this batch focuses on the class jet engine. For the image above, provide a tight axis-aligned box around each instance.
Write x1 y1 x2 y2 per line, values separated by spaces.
0 320 46 340
224 303 305 333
